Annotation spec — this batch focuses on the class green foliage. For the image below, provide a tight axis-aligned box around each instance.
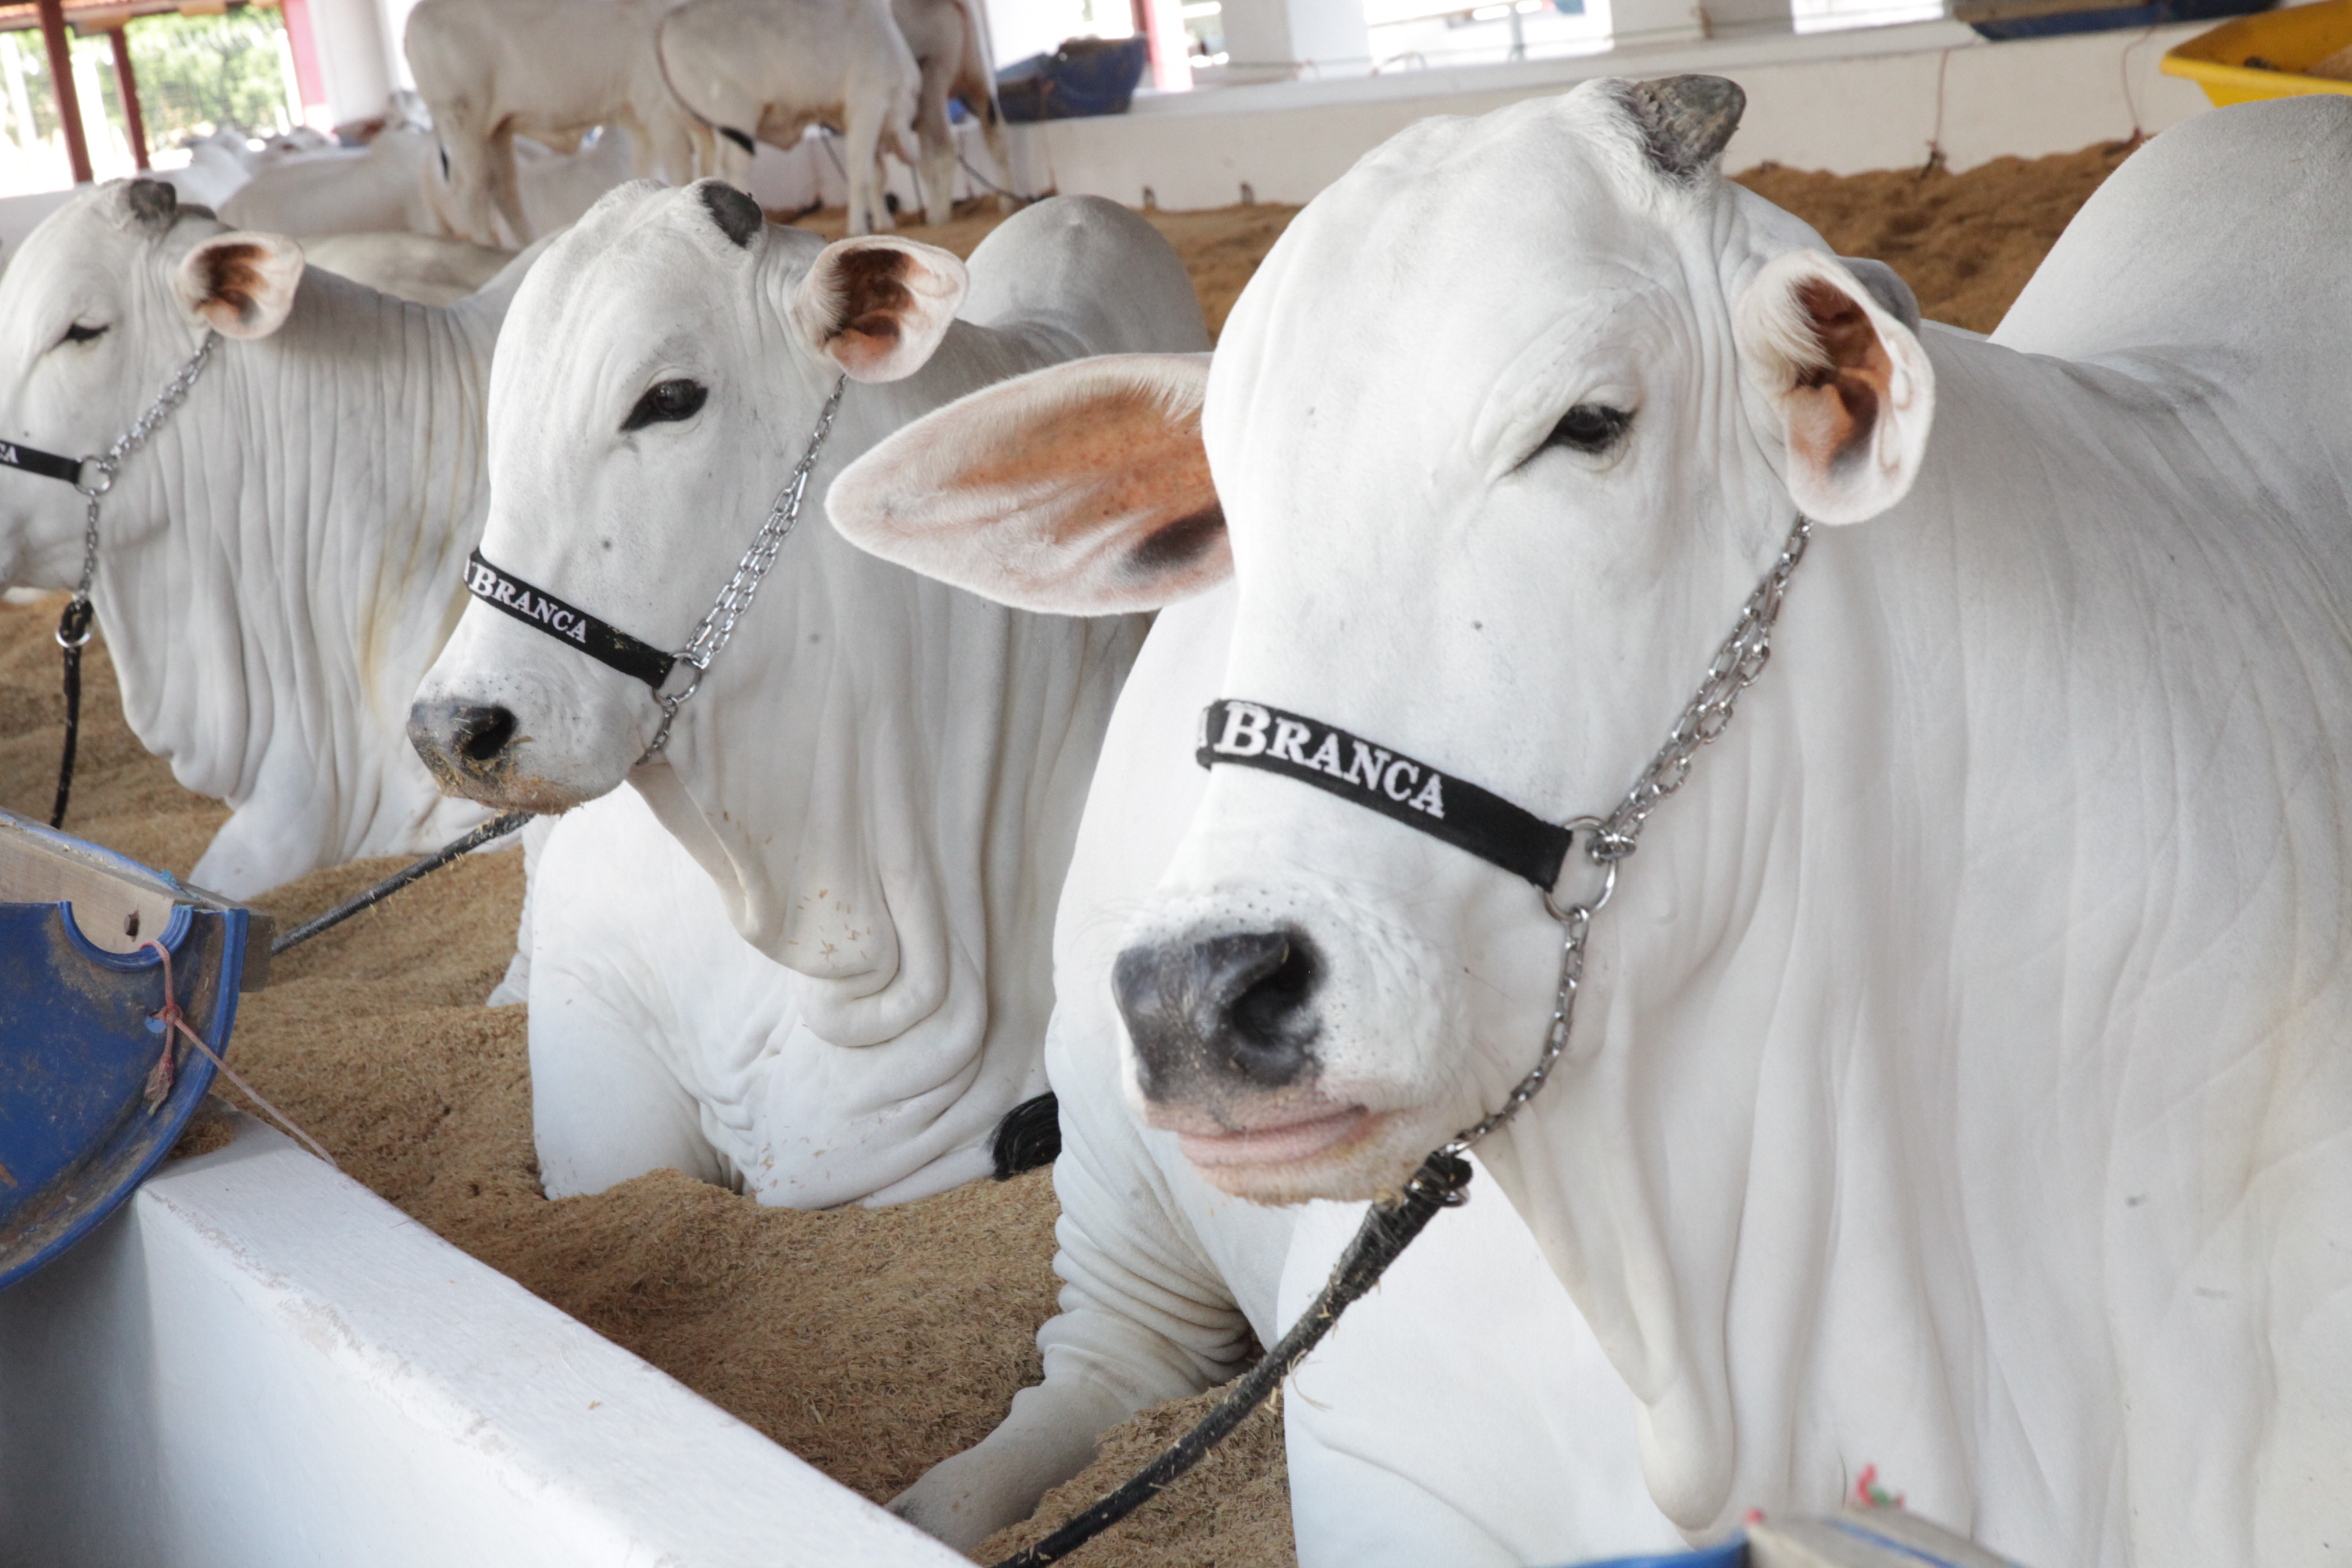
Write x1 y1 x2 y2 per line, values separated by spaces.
0 9 296 154
126 9 299 144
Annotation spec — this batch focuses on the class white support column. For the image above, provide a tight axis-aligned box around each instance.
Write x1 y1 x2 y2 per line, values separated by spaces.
1605 0 1707 46
1143 0 1194 91
1218 0 1372 80
1697 0 1795 39
307 0 397 124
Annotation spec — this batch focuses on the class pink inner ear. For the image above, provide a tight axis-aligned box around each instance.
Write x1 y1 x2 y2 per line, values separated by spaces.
959 383 1219 546
1786 278 1891 475
193 242 276 330
817 246 954 378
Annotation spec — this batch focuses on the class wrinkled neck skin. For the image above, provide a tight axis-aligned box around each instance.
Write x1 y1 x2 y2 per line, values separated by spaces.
93 272 504 894
1443 324 2336 1556
637 315 1146 1072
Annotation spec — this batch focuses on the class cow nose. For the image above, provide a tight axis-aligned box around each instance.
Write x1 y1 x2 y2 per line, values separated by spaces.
451 704 518 763
407 697 519 787
1113 928 1321 1098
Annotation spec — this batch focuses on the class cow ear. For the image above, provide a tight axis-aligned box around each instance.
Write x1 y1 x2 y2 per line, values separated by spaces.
1734 250 1933 525
787 236 968 383
173 231 304 339
827 352 1225 616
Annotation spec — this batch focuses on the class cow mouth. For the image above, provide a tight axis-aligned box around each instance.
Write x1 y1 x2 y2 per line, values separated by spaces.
1162 1105 1377 1169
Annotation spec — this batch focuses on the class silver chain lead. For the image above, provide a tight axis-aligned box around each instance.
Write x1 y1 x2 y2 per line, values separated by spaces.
57 331 218 647
638 373 849 762
1443 513 1814 1159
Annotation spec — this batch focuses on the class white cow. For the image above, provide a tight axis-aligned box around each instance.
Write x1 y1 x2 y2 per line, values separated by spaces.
0 178 530 896
219 128 438 237
893 0 1016 223
301 232 518 305
220 123 632 254
405 0 712 247
405 186 1207 1205
828 82 2352 1566
160 129 261 212
658 0 918 236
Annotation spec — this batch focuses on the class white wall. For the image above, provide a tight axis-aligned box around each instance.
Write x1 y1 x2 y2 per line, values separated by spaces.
1016 18 2213 209
310 0 401 125
0 1117 970 1568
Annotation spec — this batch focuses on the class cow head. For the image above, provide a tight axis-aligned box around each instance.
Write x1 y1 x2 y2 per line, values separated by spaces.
0 178 301 587
408 179 987 1019
409 179 966 813
830 78 1935 1203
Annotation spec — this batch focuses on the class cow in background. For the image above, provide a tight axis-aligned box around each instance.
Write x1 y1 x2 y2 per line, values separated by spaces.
657 0 919 236
406 0 712 247
0 179 535 895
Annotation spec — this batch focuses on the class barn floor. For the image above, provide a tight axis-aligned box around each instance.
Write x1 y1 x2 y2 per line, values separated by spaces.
0 140 2131 1568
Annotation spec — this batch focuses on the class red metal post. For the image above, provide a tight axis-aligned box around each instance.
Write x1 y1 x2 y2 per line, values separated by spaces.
108 27 147 172
276 0 329 129
35 0 92 185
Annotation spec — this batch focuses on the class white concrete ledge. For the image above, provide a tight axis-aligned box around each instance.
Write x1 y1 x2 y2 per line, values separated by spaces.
1015 19 2217 208
0 1115 968 1568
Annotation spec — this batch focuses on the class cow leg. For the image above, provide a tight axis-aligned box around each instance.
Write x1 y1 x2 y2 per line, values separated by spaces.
913 65 956 226
525 798 734 1198
530 1000 725 1198
1277 1170 1682 1567
982 108 1017 212
441 122 503 248
978 106 1017 213
486 813 558 1007
193 798 332 901
642 107 700 188
488 124 533 247
843 112 889 237
618 110 661 181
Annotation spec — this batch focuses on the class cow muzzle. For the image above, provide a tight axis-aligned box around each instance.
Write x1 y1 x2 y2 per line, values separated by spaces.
406 696 582 813
1109 883 1471 1202
1113 926 1324 1099
1112 919 1411 1186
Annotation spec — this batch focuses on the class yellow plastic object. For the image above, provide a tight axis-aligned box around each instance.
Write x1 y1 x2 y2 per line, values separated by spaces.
2162 0 2352 106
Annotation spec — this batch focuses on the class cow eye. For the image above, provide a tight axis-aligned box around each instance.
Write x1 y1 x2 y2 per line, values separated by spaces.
622 378 707 431
61 322 107 347
1543 403 1632 455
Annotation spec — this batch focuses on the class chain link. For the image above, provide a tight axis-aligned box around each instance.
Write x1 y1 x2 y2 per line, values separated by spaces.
55 330 218 647
638 373 848 763
1443 512 1813 1159
1593 515 1812 861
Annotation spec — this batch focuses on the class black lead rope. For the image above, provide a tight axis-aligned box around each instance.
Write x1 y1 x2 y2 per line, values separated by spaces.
1 435 100 830
989 1150 1475 1568
49 597 92 829
269 809 533 956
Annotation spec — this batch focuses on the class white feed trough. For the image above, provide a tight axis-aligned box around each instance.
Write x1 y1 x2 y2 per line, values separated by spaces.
0 1116 966 1568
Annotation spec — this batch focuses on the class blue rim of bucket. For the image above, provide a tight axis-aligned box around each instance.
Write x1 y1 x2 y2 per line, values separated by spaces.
0 892 248 1292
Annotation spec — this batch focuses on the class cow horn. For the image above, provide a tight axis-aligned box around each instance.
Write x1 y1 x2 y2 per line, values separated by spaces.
696 180 763 249
1620 76 1746 183
123 177 179 228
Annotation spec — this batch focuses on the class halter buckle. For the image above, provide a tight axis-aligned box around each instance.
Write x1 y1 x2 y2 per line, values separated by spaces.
1544 817 1621 924
54 596 93 651
73 457 114 499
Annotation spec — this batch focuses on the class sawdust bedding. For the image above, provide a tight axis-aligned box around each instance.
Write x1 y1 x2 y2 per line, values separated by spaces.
2 142 2121 1566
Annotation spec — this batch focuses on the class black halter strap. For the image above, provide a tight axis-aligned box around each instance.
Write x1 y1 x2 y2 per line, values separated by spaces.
1196 699 1574 891
0 438 89 487
462 550 677 691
